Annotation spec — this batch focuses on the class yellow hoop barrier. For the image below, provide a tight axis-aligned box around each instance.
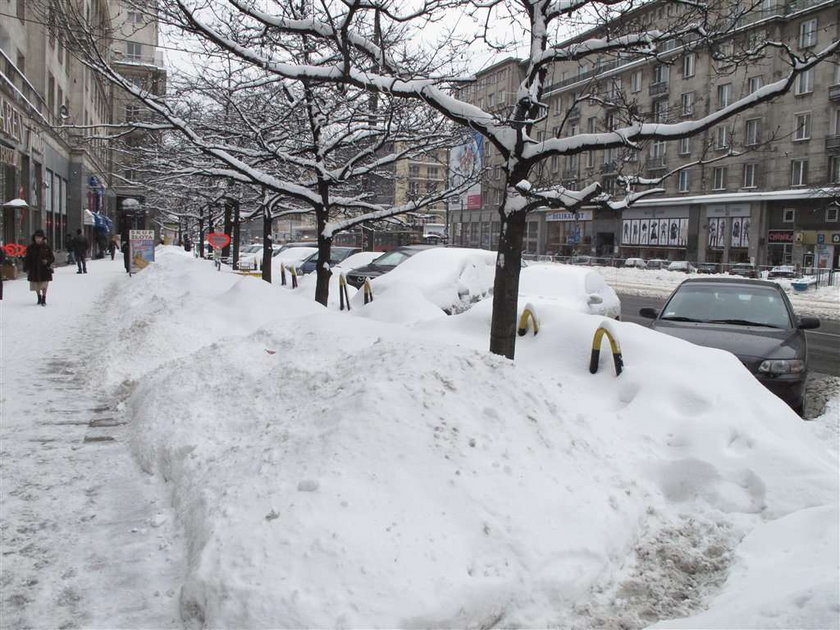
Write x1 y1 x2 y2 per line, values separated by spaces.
279 265 287 286
339 274 351 311
517 303 539 336
363 278 374 304
289 265 298 289
590 323 623 376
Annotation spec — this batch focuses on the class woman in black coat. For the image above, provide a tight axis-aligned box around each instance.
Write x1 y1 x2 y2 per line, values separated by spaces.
23 229 55 306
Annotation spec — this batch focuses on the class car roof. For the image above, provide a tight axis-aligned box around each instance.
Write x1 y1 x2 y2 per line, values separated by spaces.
679 277 780 289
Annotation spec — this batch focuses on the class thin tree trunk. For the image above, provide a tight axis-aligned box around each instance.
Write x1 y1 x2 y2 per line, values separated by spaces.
261 204 272 283
314 203 330 306
489 208 527 360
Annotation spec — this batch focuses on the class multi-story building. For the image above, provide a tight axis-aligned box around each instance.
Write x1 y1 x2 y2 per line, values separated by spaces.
0 0 165 262
454 0 839 270
108 0 166 239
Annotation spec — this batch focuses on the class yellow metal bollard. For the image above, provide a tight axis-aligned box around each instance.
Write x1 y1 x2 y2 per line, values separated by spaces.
363 278 373 304
339 274 351 311
589 323 623 376
517 303 539 336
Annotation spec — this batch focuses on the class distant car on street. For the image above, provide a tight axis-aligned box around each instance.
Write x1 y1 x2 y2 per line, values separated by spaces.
697 262 720 274
624 257 647 269
768 265 797 279
646 258 669 270
640 277 819 414
667 260 696 273
569 255 594 266
729 263 759 278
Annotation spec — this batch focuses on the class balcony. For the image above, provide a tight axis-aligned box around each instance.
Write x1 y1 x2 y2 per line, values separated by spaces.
646 155 667 170
829 84 840 102
649 82 669 97
826 135 840 155
567 106 581 121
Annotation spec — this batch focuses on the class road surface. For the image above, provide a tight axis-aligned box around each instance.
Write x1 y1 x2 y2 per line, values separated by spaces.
618 292 840 377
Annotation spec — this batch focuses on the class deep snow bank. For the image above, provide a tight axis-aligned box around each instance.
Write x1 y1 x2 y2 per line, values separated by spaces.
98 250 838 628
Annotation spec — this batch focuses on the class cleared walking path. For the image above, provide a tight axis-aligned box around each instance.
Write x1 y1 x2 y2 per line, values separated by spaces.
1 257 184 629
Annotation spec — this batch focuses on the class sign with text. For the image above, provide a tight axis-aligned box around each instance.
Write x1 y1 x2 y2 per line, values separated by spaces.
129 230 155 273
768 230 794 244
546 210 592 222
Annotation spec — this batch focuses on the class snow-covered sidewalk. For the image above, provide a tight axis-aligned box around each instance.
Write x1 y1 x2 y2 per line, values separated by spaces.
0 259 183 629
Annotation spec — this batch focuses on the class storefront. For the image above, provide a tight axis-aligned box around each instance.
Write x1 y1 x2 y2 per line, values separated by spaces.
767 229 794 266
545 210 592 255
703 204 752 264
619 206 693 260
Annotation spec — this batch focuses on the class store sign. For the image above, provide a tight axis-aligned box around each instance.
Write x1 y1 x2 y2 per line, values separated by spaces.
832 233 840 244
0 145 17 167
129 230 155 273
546 210 592 222
768 230 794 244
0 97 24 142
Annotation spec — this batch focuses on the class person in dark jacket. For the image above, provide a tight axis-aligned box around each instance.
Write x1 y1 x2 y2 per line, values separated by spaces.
122 240 131 274
72 228 89 274
23 229 55 306
0 245 5 301
108 238 117 260
64 233 76 265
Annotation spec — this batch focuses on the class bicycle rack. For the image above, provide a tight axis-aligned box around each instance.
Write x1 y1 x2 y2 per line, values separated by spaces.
517 303 539 336
339 274 351 311
589 322 623 376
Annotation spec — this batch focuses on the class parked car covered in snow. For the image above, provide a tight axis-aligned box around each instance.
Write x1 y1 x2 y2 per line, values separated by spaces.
345 245 437 288
768 265 797 279
518 264 621 319
646 258 669 270
668 260 696 273
623 257 647 269
298 247 361 275
697 262 720 274
729 263 758 279
271 247 318 280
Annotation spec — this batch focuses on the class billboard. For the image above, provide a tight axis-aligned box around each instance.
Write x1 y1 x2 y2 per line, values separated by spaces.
708 217 750 249
450 132 484 210
129 229 155 273
622 218 688 247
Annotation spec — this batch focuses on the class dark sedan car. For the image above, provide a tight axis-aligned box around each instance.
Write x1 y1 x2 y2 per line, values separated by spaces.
729 263 758 278
298 247 361 275
640 278 820 414
697 262 720 274
345 245 437 288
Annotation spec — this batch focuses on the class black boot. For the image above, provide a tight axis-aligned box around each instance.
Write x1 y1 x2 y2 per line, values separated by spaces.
37 294 43 305
41 295 46 306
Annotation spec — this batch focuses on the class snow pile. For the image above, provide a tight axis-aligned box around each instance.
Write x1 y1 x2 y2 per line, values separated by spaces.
93 249 838 628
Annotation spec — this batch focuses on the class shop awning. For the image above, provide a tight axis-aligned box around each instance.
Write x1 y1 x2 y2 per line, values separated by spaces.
83 209 96 226
2 198 28 208
93 213 114 233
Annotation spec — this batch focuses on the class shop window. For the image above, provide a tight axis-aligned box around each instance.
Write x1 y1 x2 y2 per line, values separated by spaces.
782 208 795 223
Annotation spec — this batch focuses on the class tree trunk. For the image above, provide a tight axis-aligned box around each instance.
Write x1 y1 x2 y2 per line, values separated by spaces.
314 205 330 306
222 202 232 259
489 209 527 360
231 199 241 271
261 206 272 283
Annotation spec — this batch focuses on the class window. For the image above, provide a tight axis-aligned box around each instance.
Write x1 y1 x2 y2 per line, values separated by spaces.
834 109 840 135
631 70 642 93
715 125 730 149
827 206 839 222
587 116 597 133
653 100 668 123
47 73 55 112
678 136 691 155
795 68 813 95
651 140 666 158
680 92 694 117
799 19 817 48
605 112 616 131
712 166 727 190
428 166 439 179
16 52 24 75
586 150 595 168
408 164 420 177
609 78 622 100
783 208 795 223
831 156 840 184
745 118 762 146
126 41 142 61
793 112 811 140
682 52 695 78
748 76 763 94
127 11 143 24
125 104 141 121
653 64 669 85
790 159 808 186
678 169 691 192
717 83 732 109
743 163 757 188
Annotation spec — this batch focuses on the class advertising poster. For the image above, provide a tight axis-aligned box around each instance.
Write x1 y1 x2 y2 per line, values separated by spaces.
678 218 688 246
649 219 660 246
129 229 155 273
622 220 631 244
708 217 727 249
449 132 484 210
631 219 640 245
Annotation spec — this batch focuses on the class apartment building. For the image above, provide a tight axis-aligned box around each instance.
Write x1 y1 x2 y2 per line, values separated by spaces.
0 0 165 258
454 0 839 269
108 0 166 238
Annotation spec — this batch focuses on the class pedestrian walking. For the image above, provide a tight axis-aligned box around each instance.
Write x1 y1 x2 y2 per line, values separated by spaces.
122 240 131 275
108 238 117 260
64 233 76 265
0 244 5 301
23 229 55 306
72 228 89 274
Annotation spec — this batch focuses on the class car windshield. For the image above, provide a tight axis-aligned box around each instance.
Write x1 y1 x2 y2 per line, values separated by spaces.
242 245 262 254
661 284 792 328
372 250 411 266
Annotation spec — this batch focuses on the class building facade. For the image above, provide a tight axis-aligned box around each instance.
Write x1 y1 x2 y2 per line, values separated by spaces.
453 0 840 269
1 0 166 262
